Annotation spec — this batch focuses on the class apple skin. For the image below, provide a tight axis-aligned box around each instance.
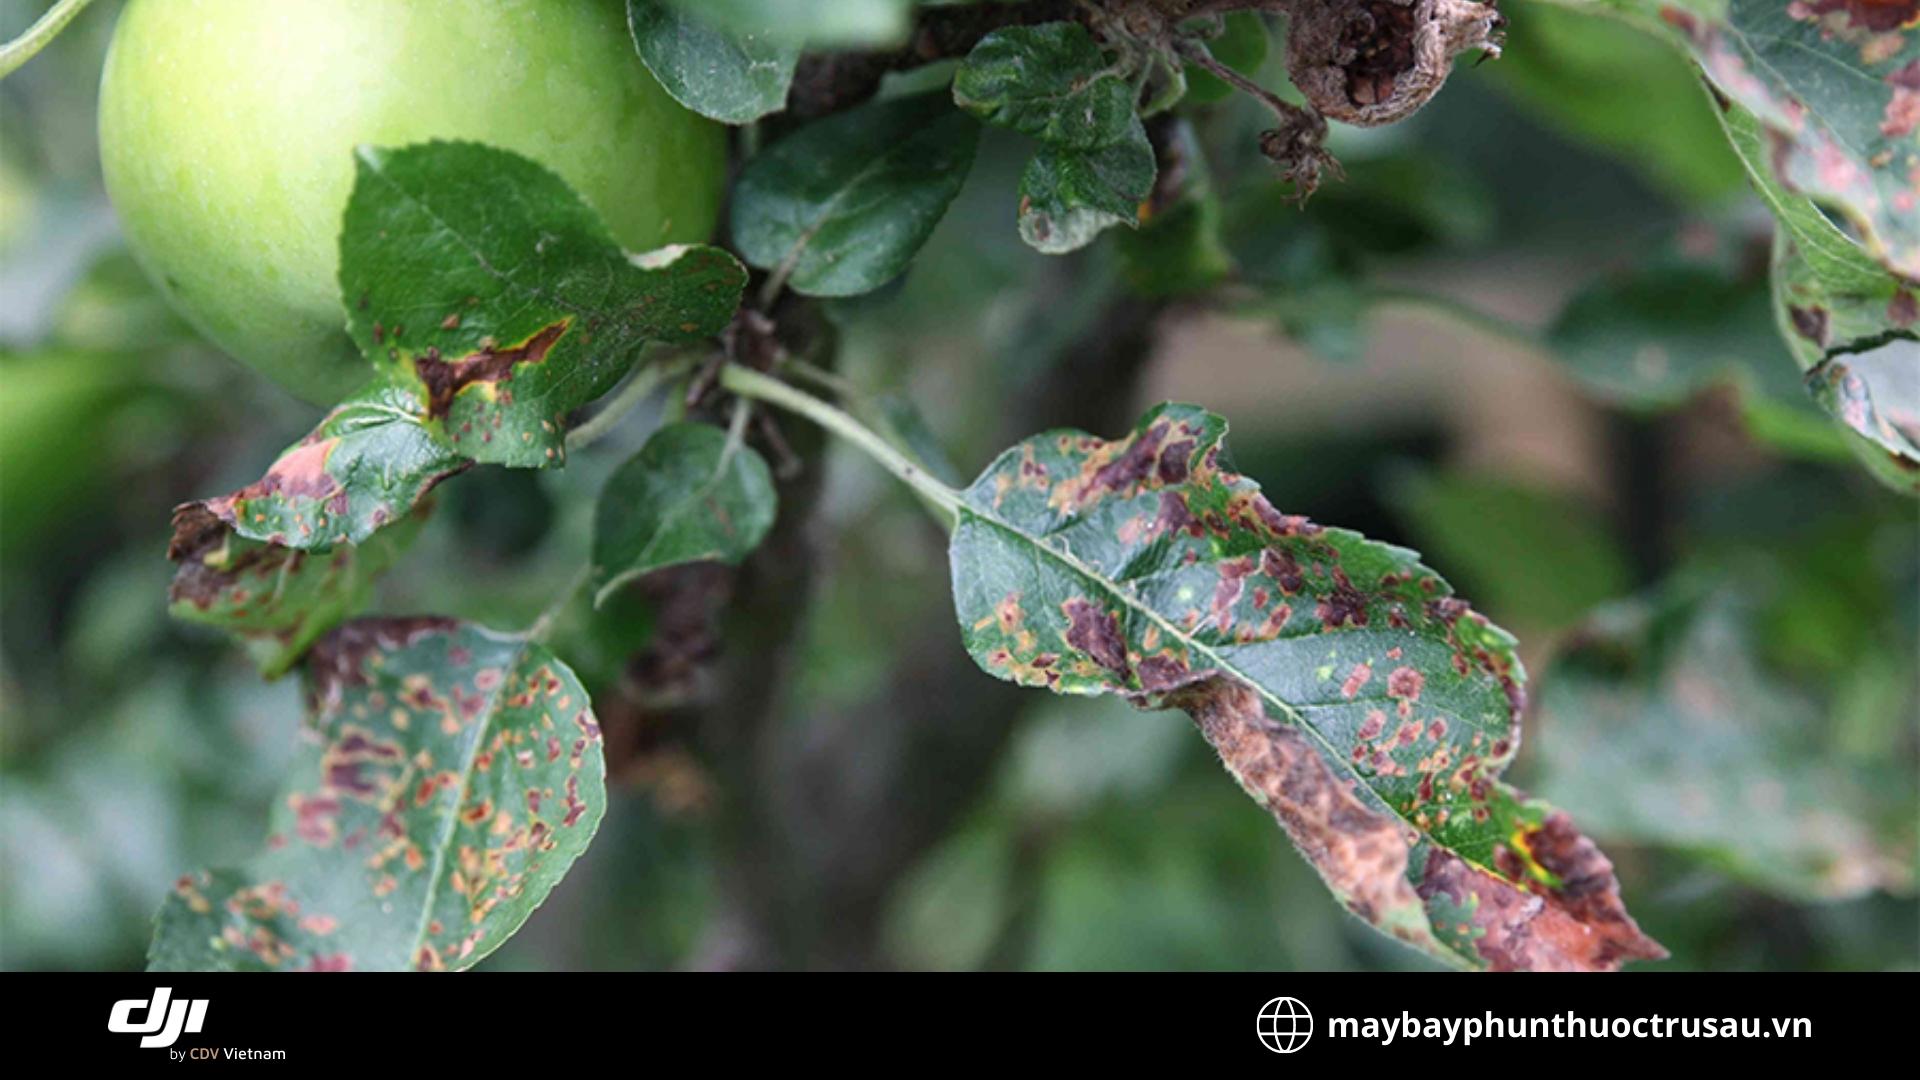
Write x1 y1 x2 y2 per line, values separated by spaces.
99 0 726 404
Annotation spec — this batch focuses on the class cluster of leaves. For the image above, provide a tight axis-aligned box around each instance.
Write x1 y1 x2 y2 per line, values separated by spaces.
19 0 1897 970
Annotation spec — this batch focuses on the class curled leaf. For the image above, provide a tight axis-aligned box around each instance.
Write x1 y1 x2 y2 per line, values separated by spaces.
1017 115 1157 255
1605 0 1920 280
171 379 468 552
168 509 426 678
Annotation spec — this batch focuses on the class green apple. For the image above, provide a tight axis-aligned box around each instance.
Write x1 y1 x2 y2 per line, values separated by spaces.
99 0 726 405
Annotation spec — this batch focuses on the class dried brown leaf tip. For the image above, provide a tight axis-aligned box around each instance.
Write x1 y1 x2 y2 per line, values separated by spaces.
1183 676 1664 971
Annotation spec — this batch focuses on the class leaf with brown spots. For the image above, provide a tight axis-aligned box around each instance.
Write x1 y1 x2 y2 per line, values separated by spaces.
147 618 605 972
342 141 745 468
167 507 426 678
170 380 467 552
950 404 1664 970
1595 0 1920 280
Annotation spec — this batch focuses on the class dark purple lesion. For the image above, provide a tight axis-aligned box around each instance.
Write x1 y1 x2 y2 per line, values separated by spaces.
1062 596 1131 680
414 320 569 419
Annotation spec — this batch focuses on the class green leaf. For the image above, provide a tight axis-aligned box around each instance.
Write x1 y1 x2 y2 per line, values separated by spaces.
732 93 980 297
1588 0 1920 279
592 421 778 606
628 0 799 124
1537 586 1915 900
1017 116 1156 255
342 141 746 468
168 509 426 679
947 403 1665 970
663 0 912 47
1183 12 1270 106
171 379 470 551
953 23 1137 149
148 618 606 971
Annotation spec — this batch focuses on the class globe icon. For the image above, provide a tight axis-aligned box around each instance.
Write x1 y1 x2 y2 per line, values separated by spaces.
1256 996 1313 1053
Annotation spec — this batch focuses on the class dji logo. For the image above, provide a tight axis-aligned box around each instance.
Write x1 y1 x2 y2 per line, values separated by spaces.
108 987 208 1049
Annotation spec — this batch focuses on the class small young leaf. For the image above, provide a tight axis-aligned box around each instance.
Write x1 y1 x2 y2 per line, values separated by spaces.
168 509 426 679
953 23 1137 149
629 0 799 125
592 422 778 606
947 404 1665 970
731 93 980 297
342 141 746 468
148 618 606 972
1017 116 1156 255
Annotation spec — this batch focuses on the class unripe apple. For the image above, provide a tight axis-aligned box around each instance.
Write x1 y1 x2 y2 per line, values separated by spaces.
99 0 726 404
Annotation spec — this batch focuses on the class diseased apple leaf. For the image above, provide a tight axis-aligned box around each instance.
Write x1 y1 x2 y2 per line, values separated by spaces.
341 140 745 469
1592 0 1920 280
1017 115 1156 255
731 93 980 297
1712 99 1920 491
663 0 912 47
1537 586 1916 900
948 403 1666 971
592 421 778 606
167 507 426 679
628 0 799 125
953 23 1137 149
170 379 470 551
174 142 747 554
148 618 606 972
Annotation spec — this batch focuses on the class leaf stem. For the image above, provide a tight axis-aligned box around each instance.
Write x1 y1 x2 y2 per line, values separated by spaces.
1360 287 1561 368
0 0 96 81
526 564 592 646
719 364 965 525
565 349 703 453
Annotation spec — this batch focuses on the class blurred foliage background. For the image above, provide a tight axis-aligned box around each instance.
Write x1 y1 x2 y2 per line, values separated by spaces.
2 0 1915 971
